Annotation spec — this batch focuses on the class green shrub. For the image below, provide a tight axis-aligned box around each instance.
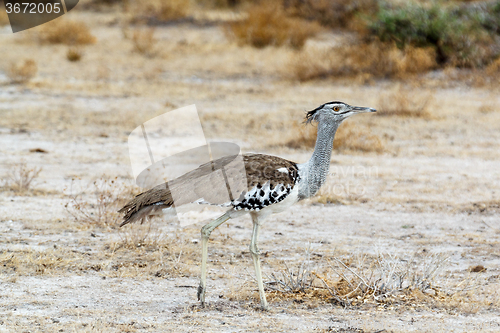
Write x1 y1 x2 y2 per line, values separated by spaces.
466 1 500 35
368 2 499 68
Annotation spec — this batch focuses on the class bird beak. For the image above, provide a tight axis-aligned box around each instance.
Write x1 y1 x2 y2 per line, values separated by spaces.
351 106 377 114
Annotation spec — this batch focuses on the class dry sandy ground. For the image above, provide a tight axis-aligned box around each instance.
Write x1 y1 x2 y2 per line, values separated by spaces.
1 8 500 333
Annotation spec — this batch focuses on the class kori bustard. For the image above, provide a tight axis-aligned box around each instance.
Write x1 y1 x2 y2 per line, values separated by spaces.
119 101 376 310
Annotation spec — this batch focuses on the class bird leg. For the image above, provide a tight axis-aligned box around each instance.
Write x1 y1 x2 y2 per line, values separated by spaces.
249 215 269 310
198 212 230 307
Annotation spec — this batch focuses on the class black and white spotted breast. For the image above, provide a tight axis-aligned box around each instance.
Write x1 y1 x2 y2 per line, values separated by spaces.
231 181 296 211
230 154 300 211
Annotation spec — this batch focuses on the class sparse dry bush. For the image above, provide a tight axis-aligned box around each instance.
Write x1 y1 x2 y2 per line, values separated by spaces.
267 250 315 293
105 227 201 278
6 59 38 84
485 57 500 84
38 19 96 45
84 0 128 9
378 86 433 118
291 42 437 81
65 177 135 228
131 27 157 56
398 46 437 75
128 0 191 23
118 222 166 249
335 121 384 153
265 251 482 309
0 249 79 276
284 0 378 29
486 57 500 73
227 1 320 49
2 162 42 193
66 47 83 62
285 121 383 153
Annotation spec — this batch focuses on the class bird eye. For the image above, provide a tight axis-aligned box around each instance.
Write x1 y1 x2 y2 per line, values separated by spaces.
333 106 340 112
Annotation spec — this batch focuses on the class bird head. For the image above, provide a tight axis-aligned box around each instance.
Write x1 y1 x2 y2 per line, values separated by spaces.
305 101 376 124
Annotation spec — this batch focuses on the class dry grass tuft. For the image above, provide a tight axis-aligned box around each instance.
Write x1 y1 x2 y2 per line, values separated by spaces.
266 252 316 293
312 191 348 205
485 57 500 85
335 122 384 153
117 222 166 250
128 0 191 23
227 1 320 49
377 86 433 118
397 46 437 75
105 227 201 278
131 27 158 56
284 121 383 153
65 177 136 228
284 0 378 29
0 249 80 276
264 251 483 309
2 162 42 193
6 59 38 84
486 57 500 74
291 42 437 81
66 47 83 62
38 19 96 45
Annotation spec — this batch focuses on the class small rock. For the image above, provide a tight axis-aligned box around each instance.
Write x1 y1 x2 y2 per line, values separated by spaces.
423 289 436 296
191 239 199 244
29 148 48 153
468 265 486 273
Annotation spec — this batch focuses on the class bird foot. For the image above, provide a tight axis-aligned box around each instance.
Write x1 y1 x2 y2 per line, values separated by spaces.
197 284 205 306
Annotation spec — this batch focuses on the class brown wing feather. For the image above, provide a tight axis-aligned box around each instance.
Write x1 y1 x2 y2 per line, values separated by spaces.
118 154 298 226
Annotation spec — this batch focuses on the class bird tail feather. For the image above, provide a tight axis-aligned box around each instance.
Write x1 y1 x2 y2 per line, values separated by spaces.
118 186 173 227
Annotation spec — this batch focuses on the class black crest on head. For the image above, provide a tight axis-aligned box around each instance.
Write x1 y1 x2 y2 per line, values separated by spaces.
304 101 345 124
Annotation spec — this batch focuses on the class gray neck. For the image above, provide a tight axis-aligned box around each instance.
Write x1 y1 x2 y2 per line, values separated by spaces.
298 121 339 200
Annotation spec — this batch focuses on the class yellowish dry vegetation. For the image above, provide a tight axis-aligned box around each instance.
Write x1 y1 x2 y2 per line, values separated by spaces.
227 1 320 49
0 107 167 138
377 86 433 118
66 47 83 62
127 0 191 23
65 177 136 228
335 122 384 152
486 57 500 74
284 0 378 30
37 19 96 45
224 250 495 312
0 227 200 279
485 57 500 85
131 27 158 56
284 121 383 153
1 162 42 194
6 59 38 84
291 42 437 81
